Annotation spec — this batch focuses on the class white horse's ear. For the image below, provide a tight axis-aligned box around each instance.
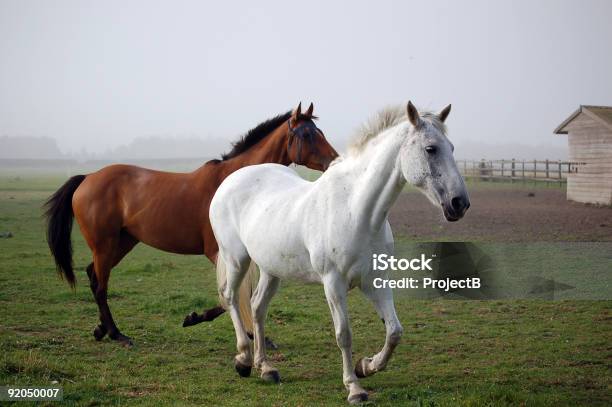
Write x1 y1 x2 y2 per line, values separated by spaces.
305 102 314 117
407 101 421 127
438 104 451 123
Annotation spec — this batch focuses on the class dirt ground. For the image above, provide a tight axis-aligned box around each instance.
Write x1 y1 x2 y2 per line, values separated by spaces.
390 185 612 242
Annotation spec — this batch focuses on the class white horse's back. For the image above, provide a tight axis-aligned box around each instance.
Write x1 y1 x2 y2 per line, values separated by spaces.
210 163 320 282
211 164 309 227
213 163 308 202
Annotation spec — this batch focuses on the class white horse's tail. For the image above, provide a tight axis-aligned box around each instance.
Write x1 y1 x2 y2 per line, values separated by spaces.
216 256 255 334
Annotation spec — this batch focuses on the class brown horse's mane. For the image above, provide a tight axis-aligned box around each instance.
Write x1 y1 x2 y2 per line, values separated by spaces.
212 111 292 162
209 110 320 163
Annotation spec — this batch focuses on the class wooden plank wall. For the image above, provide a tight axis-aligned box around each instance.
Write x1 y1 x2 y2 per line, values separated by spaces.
565 113 612 205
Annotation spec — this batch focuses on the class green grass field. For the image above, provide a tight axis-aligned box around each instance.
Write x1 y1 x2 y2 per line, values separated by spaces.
0 175 610 406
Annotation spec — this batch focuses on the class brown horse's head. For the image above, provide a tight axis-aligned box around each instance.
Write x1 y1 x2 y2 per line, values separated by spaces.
286 102 339 171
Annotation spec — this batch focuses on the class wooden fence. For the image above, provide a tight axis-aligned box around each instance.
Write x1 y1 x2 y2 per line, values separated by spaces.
457 159 582 184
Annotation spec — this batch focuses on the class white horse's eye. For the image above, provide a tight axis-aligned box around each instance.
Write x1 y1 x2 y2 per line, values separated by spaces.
425 146 437 155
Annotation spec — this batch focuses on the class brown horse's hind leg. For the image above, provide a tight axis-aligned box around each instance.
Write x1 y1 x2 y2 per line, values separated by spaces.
90 233 138 347
86 263 108 341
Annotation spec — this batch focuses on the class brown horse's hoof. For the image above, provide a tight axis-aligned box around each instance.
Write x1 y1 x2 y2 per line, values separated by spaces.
183 306 226 327
183 311 199 327
246 333 279 350
234 358 252 378
110 332 134 348
93 324 107 341
348 392 368 404
261 370 280 384
265 337 278 350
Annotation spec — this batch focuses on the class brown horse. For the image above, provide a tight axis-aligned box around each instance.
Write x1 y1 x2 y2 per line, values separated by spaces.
45 103 338 346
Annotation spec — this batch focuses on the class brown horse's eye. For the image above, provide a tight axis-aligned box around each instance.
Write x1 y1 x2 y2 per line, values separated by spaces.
425 146 437 155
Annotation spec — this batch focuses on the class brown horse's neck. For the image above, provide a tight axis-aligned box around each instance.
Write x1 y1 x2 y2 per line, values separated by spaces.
212 123 292 178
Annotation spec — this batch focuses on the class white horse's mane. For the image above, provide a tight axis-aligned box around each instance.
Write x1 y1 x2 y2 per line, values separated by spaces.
347 104 446 156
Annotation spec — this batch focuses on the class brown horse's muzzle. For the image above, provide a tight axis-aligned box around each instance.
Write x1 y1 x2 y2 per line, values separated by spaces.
322 149 340 171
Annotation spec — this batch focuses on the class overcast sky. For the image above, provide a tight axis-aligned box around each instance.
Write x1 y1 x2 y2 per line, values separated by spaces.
1 0 611 159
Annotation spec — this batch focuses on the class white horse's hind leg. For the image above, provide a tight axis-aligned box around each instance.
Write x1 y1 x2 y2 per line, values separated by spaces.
355 285 403 378
220 250 254 377
251 270 280 383
323 274 368 404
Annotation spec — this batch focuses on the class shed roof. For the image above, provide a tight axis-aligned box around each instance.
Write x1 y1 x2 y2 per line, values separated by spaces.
554 105 612 134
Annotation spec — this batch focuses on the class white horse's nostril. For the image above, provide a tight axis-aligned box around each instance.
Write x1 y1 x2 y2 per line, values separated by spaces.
451 196 464 211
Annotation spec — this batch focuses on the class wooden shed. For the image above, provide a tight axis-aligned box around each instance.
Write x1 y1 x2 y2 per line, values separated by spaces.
554 105 612 205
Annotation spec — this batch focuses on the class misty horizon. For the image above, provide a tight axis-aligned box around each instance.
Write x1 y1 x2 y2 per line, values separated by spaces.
0 133 569 162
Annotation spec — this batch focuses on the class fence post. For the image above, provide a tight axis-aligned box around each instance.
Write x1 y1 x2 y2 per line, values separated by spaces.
522 160 525 184
511 158 516 183
501 159 504 180
558 161 562 186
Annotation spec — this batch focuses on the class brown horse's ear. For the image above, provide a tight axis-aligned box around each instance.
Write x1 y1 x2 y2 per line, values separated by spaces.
305 102 314 117
293 102 302 120
407 101 421 127
438 104 451 123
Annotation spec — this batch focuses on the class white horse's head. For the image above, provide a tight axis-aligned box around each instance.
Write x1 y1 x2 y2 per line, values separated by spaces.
398 101 470 221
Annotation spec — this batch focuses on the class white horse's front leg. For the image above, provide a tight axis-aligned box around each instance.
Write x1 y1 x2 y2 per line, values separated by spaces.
355 285 403 377
251 270 280 383
323 274 368 404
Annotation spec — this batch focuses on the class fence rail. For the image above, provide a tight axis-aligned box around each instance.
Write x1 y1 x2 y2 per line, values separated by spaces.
457 159 584 184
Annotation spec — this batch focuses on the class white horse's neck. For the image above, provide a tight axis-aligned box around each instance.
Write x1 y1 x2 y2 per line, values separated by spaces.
338 123 408 233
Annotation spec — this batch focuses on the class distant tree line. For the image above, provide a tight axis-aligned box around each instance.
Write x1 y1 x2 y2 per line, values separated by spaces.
0 135 229 160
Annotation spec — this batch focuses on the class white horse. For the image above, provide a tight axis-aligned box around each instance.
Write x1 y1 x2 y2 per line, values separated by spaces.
210 101 469 404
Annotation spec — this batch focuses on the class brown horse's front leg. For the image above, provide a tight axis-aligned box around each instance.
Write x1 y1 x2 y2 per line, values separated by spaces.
182 305 226 327
182 249 228 326
182 306 279 350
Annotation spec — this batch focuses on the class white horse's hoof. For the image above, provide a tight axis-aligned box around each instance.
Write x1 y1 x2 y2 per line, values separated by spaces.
348 392 368 404
261 369 280 384
355 357 373 378
234 358 252 377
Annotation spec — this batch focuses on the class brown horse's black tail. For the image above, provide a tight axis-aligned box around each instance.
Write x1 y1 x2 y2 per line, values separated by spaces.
44 175 86 288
